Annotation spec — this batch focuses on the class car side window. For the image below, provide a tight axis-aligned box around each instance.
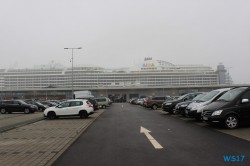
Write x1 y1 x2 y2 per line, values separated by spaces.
13 101 19 105
70 101 82 107
60 102 70 108
214 91 227 101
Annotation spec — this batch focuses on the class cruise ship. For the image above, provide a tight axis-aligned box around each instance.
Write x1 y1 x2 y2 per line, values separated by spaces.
0 58 232 100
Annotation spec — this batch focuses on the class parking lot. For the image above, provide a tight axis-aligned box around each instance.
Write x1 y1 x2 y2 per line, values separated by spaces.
0 103 250 166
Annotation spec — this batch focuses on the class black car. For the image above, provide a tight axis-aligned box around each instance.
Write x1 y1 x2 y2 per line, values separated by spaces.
162 92 203 114
203 87 250 129
0 100 38 114
24 100 48 111
174 93 207 116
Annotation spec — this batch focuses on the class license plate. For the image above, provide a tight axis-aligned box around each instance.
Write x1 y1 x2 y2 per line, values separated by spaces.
203 116 208 120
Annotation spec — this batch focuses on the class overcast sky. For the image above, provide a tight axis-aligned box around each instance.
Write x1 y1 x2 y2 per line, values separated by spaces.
0 0 250 83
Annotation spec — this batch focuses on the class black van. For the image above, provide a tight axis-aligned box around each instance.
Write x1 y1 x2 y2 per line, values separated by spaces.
202 87 250 129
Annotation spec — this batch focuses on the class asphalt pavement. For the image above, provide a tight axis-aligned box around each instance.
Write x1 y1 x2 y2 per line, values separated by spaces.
53 103 250 166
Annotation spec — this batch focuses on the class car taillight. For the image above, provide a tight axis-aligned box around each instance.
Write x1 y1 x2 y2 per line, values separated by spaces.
88 104 93 108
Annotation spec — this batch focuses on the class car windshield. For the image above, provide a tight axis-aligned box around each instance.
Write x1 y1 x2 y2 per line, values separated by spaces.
199 91 220 102
177 94 187 100
218 88 246 102
192 93 206 101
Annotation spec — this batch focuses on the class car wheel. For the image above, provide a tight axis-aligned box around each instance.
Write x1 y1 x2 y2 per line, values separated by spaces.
152 105 158 110
24 108 30 114
224 115 239 129
1 108 6 114
102 105 106 109
48 112 56 120
79 111 88 119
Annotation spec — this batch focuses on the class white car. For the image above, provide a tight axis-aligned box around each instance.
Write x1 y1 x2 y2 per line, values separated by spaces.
44 99 94 120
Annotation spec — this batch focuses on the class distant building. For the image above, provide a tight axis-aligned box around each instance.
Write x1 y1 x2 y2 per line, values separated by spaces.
216 63 233 84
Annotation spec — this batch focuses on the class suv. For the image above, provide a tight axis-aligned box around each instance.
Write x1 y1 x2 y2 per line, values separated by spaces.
0 100 38 114
203 87 250 129
44 99 94 120
95 97 110 109
145 96 172 110
162 92 202 114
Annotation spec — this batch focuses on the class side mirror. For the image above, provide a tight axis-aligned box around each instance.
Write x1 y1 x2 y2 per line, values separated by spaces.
241 99 249 104
183 98 187 101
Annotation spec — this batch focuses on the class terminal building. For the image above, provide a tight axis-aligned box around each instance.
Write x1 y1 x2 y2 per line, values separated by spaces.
0 58 234 101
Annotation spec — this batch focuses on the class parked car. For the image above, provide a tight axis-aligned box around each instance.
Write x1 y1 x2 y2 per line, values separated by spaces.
185 88 231 120
95 97 110 109
39 101 58 107
162 92 202 114
87 98 99 111
129 98 138 104
44 99 94 120
174 93 207 116
24 100 49 111
202 87 250 129
145 96 172 110
0 100 38 114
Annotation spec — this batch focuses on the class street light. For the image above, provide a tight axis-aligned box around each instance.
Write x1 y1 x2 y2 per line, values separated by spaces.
64 47 82 99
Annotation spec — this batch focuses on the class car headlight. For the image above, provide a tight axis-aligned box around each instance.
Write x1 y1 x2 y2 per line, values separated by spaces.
211 110 223 116
166 103 172 105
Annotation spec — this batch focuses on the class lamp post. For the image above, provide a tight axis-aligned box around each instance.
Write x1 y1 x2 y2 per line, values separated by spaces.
64 47 82 99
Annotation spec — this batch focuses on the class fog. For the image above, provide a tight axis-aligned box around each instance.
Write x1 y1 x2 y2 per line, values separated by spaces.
0 0 250 83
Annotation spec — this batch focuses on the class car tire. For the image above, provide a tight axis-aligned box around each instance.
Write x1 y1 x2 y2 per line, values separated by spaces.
79 111 88 119
48 112 56 120
24 108 30 114
152 105 158 110
224 114 239 129
1 108 6 114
